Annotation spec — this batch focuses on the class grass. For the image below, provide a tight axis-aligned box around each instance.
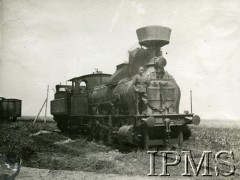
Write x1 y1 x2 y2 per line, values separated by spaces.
199 119 240 128
0 120 239 177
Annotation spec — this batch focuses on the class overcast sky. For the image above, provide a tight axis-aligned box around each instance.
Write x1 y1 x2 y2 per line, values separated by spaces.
1 0 240 120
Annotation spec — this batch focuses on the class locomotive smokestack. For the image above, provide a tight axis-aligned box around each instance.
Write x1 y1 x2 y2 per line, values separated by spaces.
136 26 171 56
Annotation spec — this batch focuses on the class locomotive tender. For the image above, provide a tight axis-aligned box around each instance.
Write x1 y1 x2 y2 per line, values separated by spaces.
51 26 200 149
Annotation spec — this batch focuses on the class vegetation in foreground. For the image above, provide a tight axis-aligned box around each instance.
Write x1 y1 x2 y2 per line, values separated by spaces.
0 120 239 177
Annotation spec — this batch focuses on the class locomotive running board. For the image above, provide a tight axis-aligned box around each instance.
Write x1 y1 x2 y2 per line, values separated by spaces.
82 114 194 118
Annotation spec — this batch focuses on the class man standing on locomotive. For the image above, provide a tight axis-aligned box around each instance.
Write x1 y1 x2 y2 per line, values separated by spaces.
132 66 149 115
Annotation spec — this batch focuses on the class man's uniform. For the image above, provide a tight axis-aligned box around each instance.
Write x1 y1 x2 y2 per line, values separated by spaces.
132 74 149 115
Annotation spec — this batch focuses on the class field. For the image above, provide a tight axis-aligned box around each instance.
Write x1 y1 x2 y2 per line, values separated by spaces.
18 116 54 122
0 118 240 178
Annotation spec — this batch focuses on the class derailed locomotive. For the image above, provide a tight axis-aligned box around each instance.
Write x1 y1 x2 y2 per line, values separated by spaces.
51 26 200 149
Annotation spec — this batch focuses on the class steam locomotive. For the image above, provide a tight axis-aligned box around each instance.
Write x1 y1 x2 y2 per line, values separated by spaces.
50 26 200 149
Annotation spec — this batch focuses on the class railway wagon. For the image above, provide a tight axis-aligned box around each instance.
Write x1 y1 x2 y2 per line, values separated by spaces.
0 97 22 122
51 26 200 149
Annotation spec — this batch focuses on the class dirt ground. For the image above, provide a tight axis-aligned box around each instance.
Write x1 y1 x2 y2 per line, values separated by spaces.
17 167 235 180
17 167 149 180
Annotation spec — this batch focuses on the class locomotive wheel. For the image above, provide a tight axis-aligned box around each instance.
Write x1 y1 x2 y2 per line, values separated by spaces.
106 131 113 144
91 126 99 140
86 128 93 141
182 124 191 140
178 131 183 147
57 119 68 133
9 117 17 122
98 128 106 142
57 119 63 131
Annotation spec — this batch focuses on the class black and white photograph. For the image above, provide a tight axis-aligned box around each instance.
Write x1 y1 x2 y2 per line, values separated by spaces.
0 0 240 179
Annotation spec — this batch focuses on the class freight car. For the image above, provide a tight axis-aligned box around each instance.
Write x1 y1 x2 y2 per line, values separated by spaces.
0 97 22 122
51 26 200 149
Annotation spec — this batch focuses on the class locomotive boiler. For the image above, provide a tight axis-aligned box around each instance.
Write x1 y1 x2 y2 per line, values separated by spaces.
51 26 200 149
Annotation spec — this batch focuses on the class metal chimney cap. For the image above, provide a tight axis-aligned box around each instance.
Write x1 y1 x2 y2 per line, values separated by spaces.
136 25 171 48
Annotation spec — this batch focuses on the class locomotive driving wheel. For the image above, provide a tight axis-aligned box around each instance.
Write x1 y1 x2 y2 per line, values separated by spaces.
91 125 99 140
106 131 113 144
56 118 67 133
98 128 106 142
178 131 183 147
